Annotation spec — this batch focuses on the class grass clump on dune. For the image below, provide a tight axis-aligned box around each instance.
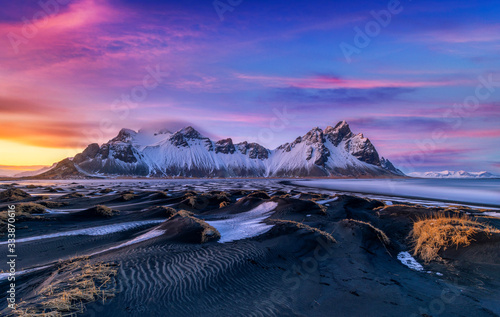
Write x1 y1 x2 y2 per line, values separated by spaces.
164 210 220 243
410 213 500 263
14 257 118 317
181 192 230 210
0 188 31 202
16 202 47 214
246 191 271 200
120 192 137 201
60 192 85 199
156 206 177 216
145 205 177 218
38 201 68 208
343 219 390 246
271 219 336 244
0 203 46 230
83 205 120 218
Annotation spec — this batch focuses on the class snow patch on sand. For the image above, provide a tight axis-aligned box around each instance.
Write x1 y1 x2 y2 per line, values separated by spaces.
397 251 424 271
94 229 165 254
482 212 500 218
207 201 278 243
0 220 164 245
316 197 338 205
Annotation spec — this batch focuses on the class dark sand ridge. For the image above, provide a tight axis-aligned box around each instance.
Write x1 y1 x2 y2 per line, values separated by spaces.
0 182 499 316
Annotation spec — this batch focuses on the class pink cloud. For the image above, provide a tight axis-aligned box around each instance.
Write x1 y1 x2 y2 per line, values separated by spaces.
236 73 473 89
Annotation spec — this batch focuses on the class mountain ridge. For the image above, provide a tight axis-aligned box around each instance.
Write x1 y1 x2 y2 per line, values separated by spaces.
33 121 405 179
408 170 499 179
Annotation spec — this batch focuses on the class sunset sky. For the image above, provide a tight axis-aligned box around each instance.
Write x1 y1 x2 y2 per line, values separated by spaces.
1 0 499 175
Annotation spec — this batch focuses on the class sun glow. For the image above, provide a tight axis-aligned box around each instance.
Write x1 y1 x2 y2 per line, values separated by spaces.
0 140 79 166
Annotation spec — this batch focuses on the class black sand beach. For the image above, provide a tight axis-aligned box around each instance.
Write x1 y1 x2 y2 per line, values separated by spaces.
1 180 499 316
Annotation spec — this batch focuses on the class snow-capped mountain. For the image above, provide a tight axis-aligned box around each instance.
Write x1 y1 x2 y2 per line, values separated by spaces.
35 121 404 178
409 170 499 179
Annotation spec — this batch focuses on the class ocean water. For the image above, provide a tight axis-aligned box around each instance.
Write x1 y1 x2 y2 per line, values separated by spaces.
292 178 500 208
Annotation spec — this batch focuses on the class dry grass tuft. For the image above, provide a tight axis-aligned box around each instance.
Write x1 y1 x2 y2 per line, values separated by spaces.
0 188 31 202
168 210 220 243
219 201 230 208
60 192 85 199
82 205 120 218
312 201 327 215
272 219 336 244
246 191 271 200
120 193 137 201
38 201 69 208
410 213 500 263
16 203 47 214
343 219 390 245
0 204 45 228
14 257 118 316
152 206 177 217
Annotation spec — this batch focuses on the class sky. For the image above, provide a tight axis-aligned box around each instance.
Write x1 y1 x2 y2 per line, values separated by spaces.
0 0 499 175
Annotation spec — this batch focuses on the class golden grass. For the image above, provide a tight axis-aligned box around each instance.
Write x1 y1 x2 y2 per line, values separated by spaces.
16 203 47 214
219 201 230 208
410 213 500 263
0 204 45 225
14 257 118 317
84 205 120 218
0 188 31 201
120 193 137 201
168 210 221 243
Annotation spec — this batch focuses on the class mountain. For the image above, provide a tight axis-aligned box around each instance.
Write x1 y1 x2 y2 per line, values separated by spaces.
13 164 55 177
34 121 404 179
409 170 499 179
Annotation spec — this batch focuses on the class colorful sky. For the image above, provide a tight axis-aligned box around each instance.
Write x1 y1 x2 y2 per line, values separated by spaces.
1 0 499 175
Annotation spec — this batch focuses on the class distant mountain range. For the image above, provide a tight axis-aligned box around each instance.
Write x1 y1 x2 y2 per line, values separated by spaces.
30 121 404 179
409 170 499 179
12 164 55 177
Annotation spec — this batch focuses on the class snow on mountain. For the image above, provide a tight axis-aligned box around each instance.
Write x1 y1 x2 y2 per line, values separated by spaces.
409 170 499 178
35 121 404 178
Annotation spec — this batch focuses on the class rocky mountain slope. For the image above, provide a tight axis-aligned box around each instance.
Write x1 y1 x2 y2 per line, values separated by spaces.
35 121 404 178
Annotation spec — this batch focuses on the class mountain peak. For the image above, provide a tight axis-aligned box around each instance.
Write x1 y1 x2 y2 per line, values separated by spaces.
111 128 137 143
302 127 324 143
177 126 203 139
334 120 349 129
324 121 353 146
154 128 171 136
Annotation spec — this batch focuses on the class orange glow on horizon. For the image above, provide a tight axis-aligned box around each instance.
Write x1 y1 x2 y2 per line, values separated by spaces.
0 140 80 167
